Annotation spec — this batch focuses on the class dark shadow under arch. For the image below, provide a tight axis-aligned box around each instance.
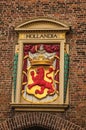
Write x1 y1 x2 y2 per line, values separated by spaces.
23 125 49 130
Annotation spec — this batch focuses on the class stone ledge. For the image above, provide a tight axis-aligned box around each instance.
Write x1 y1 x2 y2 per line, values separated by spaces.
10 103 69 112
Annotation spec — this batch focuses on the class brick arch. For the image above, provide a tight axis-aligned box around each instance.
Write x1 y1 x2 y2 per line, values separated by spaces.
0 112 84 130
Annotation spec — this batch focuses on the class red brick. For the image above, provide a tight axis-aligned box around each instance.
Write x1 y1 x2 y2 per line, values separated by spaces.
0 0 86 129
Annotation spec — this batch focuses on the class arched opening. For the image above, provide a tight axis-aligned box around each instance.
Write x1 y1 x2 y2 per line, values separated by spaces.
23 125 49 130
0 112 83 130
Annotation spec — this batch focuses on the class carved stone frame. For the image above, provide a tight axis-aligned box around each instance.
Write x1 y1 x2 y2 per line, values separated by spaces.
11 18 70 111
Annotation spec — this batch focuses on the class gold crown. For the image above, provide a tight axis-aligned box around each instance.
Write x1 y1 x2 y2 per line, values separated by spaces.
29 54 54 66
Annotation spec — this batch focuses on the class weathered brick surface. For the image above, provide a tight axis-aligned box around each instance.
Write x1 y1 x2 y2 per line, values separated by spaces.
0 112 85 130
0 0 86 129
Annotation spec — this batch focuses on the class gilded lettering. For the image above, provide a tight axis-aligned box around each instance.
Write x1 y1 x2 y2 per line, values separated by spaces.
26 33 58 39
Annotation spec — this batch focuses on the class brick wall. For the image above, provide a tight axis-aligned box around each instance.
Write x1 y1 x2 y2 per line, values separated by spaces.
0 112 84 130
0 0 86 129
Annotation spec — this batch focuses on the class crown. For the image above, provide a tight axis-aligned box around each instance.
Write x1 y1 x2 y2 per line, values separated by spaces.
29 54 54 66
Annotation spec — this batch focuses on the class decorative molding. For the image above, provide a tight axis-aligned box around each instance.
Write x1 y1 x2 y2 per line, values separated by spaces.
10 103 69 112
15 18 70 31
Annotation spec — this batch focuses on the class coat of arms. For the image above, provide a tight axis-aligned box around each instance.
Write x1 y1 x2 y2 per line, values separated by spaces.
22 44 60 103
